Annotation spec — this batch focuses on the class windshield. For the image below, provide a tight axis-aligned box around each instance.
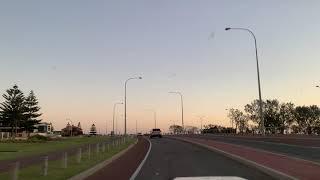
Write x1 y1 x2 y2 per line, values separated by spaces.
0 1 318 180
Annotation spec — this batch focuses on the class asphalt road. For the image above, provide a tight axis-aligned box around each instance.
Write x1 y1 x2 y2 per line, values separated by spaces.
188 134 320 164
136 137 275 180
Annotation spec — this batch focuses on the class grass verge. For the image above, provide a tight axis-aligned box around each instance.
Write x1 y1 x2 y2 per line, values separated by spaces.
0 136 110 161
0 137 136 180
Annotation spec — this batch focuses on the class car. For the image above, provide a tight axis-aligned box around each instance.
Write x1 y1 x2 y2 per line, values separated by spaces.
150 128 162 138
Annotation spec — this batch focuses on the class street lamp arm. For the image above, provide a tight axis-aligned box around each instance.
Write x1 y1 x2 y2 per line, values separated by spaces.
225 27 257 44
125 77 143 85
168 91 183 97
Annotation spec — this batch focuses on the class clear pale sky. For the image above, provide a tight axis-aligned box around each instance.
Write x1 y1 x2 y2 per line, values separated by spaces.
1 1 320 134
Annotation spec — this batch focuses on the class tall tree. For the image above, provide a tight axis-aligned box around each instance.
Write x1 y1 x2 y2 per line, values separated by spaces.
279 102 295 134
228 108 248 133
263 99 281 134
244 99 266 127
23 90 42 134
294 105 320 134
245 99 286 134
0 85 25 136
169 125 183 134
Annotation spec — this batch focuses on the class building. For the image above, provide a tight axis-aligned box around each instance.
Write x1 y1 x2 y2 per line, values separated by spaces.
33 122 53 134
61 122 83 137
89 124 97 135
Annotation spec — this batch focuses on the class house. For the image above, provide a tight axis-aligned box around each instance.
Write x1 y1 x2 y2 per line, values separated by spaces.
61 122 83 137
89 124 97 135
33 122 53 134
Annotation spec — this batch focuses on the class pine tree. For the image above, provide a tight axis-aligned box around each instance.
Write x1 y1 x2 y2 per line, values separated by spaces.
0 85 25 136
77 122 81 129
24 90 42 134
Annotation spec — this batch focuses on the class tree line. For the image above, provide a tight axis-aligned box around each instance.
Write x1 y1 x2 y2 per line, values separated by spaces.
228 99 320 135
0 85 42 136
169 125 199 134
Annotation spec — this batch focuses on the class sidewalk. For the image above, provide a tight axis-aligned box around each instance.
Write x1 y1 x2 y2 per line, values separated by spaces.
174 136 320 180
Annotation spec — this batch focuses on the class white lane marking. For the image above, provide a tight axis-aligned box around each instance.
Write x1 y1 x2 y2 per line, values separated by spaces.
129 138 152 180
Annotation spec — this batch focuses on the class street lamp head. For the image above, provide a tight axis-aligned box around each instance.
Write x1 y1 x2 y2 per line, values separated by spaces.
225 27 231 31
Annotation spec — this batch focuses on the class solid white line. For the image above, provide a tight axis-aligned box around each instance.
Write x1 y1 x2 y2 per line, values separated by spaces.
129 138 152 180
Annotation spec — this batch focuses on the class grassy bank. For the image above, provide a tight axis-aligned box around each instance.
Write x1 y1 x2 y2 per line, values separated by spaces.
0 137 136 180
0 136 110 161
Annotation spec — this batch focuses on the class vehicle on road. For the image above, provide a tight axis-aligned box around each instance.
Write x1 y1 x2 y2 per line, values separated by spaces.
150 128 162 138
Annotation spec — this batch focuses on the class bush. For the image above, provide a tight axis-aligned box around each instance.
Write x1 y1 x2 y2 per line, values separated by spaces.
28 134 49 141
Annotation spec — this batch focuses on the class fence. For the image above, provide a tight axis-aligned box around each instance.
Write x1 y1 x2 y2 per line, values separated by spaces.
0 132 12 140
0 136 133 180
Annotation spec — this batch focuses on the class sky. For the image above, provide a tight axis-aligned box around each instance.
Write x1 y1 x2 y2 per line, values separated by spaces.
1 0 320 134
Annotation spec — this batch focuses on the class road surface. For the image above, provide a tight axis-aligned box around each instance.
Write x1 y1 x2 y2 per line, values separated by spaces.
136 137 275 180
187 134 320 163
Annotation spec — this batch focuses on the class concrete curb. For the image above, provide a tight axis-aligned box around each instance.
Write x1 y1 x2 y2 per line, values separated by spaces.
68 139 138 180
169 136 297 180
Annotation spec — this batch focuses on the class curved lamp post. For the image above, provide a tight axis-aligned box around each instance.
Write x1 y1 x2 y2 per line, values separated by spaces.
124 76 142 135
146 109 157 129
169 91 184 130
225 27 265 135
112 102 123 135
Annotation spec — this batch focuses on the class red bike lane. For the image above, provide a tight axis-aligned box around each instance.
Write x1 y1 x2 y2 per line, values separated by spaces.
85 137 149 180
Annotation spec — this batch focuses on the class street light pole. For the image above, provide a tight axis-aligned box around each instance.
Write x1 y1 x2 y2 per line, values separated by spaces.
135 119 137 134
146 109 157 129
113 102 123 135
154 111 157 129
225 108 233 129
124 76 142 135
225 27 265 135
197 115 204 132
169 91 184 130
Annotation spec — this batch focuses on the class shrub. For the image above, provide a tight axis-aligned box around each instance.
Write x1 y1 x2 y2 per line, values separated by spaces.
28 134 49 141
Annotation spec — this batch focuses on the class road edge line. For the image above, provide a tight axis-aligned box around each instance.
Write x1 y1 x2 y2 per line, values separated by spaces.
129 137 152 180
68 138 138 180
169 136 298 180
